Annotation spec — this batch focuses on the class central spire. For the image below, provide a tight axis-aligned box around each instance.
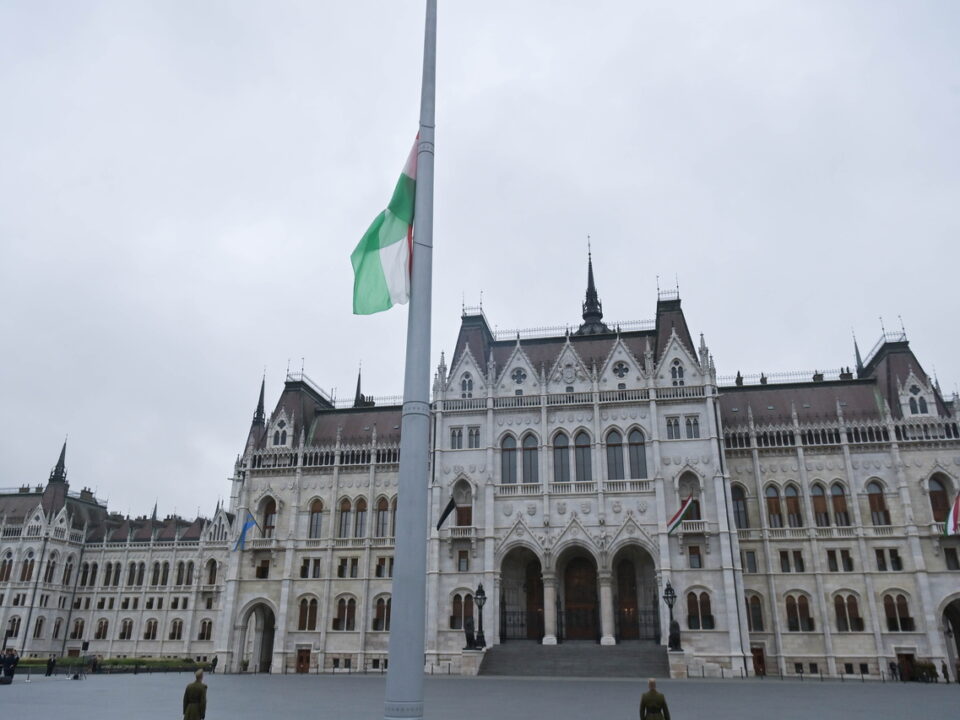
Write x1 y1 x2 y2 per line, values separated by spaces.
575 246 610 335
49 439 67 483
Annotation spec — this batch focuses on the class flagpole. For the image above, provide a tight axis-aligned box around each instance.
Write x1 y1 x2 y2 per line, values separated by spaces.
383 1 436 719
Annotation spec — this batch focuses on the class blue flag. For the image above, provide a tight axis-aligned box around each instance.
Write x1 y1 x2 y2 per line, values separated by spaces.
233 511 259 551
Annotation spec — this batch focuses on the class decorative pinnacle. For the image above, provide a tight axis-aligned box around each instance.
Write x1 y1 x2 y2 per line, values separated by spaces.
49 439 67 483
253 376 266 426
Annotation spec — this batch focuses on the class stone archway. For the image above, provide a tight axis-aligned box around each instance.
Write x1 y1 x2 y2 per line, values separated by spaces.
612 544 659 642
556 545 599 642
499 546 544 641
239 602 276 673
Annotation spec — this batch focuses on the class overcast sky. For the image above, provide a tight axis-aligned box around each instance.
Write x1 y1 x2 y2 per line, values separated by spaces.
1 1 957 519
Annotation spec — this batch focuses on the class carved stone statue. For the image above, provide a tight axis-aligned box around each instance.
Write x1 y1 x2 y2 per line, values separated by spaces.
668 620 682 651
464 616 476 649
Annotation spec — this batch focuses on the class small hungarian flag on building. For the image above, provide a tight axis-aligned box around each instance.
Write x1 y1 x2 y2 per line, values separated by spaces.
351 138 418 315
944 494 960 537
667 495 696 535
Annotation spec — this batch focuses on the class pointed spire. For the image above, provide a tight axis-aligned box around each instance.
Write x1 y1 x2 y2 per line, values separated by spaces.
151 501 158 522
576 246 610 335
354 365 364 407
853 331 864 375
49 439 67 483
253 376 266 426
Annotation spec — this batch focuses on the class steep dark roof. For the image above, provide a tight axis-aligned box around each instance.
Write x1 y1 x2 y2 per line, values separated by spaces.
718 379 883 425
308 405 403 446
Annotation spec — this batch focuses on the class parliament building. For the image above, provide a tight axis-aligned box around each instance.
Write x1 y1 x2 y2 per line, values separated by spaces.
2 257 959 680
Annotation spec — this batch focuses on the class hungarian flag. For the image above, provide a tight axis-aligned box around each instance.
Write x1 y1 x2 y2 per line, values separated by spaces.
945 494 960 537
667 495 696 535
351 138 417 315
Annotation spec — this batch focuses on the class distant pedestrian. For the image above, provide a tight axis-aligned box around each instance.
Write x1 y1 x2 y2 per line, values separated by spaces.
889 661 899 681
183 668 207 720
46 655 56 677
942 661 950 684
1 649 19 682
639 678 670 720
210 656 217 674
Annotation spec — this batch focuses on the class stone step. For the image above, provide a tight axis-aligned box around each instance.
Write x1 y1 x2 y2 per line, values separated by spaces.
479 640 670 678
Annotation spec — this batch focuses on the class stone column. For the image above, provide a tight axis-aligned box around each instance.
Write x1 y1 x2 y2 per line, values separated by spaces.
542 573 557 645
599 571 616 645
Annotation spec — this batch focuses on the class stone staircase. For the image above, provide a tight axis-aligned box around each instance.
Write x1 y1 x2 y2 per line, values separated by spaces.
478 640 670 678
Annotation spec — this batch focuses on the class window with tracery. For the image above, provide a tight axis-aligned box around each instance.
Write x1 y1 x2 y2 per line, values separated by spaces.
511 368 527 384
612 361 629 378
574 432 592 483
671 360 684 387
460 373 473 398
501 436 517 484
867 481 890 525
606 430 625 480
553 432 571 483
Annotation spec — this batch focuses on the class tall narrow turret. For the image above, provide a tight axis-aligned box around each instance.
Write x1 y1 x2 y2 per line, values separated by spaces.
575 250 610 335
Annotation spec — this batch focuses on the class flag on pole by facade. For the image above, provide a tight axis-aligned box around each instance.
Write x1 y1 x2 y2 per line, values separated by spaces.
666 495 696 535
351 139 418 315
944 494 960 537
436 496 457 530
233 511 259 551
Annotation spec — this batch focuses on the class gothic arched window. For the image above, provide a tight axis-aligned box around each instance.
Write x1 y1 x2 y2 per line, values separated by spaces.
671 360 684 387
732 485 749 529
606 430 625 480
785 485 803 527
521 434 539 484
831 483 850 526
628 429 647 479
460 372 473 399
929 475 951 523
867 481 890 525
501 436 517 484
765 486 783 528
574 431 592 483
553 432 571 483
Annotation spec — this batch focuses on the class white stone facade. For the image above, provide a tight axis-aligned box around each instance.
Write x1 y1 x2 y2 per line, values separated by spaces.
3 288 959 681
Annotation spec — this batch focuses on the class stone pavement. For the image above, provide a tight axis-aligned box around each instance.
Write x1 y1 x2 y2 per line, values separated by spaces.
1 671 956 719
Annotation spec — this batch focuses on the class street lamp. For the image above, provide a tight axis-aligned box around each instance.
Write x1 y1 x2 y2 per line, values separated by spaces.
662 581 681 651
474 583 487 649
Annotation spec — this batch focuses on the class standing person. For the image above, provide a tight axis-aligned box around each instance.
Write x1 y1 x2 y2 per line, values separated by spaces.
209 655 217 674
639 678 670 720
183 668 207 720
46 655 56 677
1 649 19 682
942 661 950 684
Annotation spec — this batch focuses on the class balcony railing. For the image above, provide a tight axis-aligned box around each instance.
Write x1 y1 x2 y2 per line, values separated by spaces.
448 526 475 539
680 520 706 534
603 480 652 493
495 483 541 497
549 481 597 495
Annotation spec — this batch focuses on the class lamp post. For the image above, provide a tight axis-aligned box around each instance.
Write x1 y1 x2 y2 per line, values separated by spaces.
662 581 680 651
474 584 487 649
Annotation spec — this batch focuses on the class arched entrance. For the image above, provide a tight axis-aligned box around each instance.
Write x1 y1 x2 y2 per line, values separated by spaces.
499 547 544 641
612 545 659 642
240 602 276 673
558 547 599 642
944 598 960 680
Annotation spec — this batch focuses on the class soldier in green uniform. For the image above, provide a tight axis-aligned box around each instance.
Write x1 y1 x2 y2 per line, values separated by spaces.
639 678 670 720
182 668 207 720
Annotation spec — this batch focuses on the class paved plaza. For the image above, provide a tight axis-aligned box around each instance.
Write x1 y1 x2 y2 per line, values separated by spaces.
1 671 956 719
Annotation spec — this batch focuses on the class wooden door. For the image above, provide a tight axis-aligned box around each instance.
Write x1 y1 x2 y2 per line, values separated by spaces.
617 559 639 640
525 560 544 640
296 649 311 674
564 557 598 640
897 653 915 682
751 647 766 677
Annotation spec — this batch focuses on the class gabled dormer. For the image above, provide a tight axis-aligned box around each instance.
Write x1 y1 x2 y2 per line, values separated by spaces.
269 408 292 448
898 370 936 418
655 328 703 387
547 336 591 393
445 342 485 400
498 338 538 396
598 336 646 391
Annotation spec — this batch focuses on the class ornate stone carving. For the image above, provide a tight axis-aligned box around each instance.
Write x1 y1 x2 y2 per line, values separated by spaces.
526 504 536 516
557 501 567 515
580 502 591 515
503 503 513 517
638 501 648 514
612 501 622 514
